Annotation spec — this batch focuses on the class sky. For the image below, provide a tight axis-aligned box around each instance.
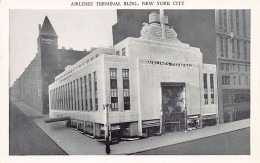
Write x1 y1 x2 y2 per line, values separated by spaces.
9 10 117 86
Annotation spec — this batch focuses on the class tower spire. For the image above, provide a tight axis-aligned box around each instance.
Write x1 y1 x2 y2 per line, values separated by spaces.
39 16 58 37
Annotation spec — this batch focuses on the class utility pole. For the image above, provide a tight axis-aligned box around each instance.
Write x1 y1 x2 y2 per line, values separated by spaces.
103 104 111 154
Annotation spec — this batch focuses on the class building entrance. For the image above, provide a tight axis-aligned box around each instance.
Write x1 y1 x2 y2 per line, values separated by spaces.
161 83 186 133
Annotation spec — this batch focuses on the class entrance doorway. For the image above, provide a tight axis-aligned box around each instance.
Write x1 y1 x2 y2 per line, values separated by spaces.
161 83 186 133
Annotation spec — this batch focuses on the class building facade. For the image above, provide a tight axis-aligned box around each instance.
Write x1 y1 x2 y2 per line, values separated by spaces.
10 16 92 114
49 11 218 139
215 10 250 123
112 9 251 123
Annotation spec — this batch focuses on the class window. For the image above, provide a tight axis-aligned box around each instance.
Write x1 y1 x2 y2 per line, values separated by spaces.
84 76 88 111
74 80 77 110
231 10 234 32
223 10 227 32
236 10 239 35
225 38 228 58
237 40 240 59
122 48 126 56
94 72 98 111
203 73 208 104
220 37 224 57
238 64 240 72
244 41 247 60
88 74 93 111
70 82 73 110
91 57 94 61
233 76 236 85
123 69 130 110
226 63 229 72
239 76 241 85
67 83 70 110
77 79 80 110
242 10 246 37
233 64 236 71
245 76 248 85
110 68 118 111
232 39 235 54
116 51 120 56
80 77 84 111
245 65 247 72
210 74 214 104
222 76 230 85
219 10 222 30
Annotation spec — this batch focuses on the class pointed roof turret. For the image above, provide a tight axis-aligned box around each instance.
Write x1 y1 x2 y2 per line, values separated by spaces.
39 16 58 37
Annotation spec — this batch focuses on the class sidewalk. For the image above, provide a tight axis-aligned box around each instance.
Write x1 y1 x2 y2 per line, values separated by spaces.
11 97 250 155
10 96 46 118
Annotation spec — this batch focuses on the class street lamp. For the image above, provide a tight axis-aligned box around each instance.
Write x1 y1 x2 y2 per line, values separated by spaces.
103 104 111 154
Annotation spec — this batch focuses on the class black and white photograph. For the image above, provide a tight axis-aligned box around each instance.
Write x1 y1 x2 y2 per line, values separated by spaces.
1 0 260 162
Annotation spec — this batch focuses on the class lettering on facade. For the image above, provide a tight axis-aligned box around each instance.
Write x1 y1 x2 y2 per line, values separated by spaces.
55 59 91 82
147 60 193 68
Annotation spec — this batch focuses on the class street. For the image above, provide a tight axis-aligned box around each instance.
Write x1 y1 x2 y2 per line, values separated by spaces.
9 102 67 155
132 128 250 155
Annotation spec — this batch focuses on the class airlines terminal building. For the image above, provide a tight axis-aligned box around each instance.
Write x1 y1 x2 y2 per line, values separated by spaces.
48 11 218 139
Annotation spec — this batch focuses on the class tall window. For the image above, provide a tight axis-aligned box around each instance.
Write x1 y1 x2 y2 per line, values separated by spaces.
233 76 236 85
226 63 229 72
94 72 98 111
220 37 224 57
65 84 67 110
77 79 80 110
231 10 234 32
110 68 118 111
80 77 84 111
61 86 64 110
236 10 239 35
122 48 126 56
219 10 222 30
245 76 249 85
222 76 230 85
244 41 247 60
232 39 235 54
223 10 227 32
88 74 93 111
238 64 240 72
116 51 120 56
237 40 240 59
74 80 76 110
70 82 73 110
210 74 214 104
225 38 228 58
203 73 208 104
242 10 246 37
67 83 70 110
84 76 88 111
239 76 241 85
122 69 130 110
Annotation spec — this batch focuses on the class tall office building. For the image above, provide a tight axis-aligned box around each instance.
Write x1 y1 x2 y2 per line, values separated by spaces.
216 10 250 123
112 9 250 123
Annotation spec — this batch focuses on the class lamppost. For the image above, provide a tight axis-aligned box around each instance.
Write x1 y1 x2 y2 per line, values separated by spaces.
103 104 111 154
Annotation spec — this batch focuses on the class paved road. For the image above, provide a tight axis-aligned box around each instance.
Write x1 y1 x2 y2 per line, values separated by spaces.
132 127 250 155
9 102 67 155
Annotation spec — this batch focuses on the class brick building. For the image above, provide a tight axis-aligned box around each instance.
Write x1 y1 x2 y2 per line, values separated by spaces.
10 16 92 114
112 9 250 123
